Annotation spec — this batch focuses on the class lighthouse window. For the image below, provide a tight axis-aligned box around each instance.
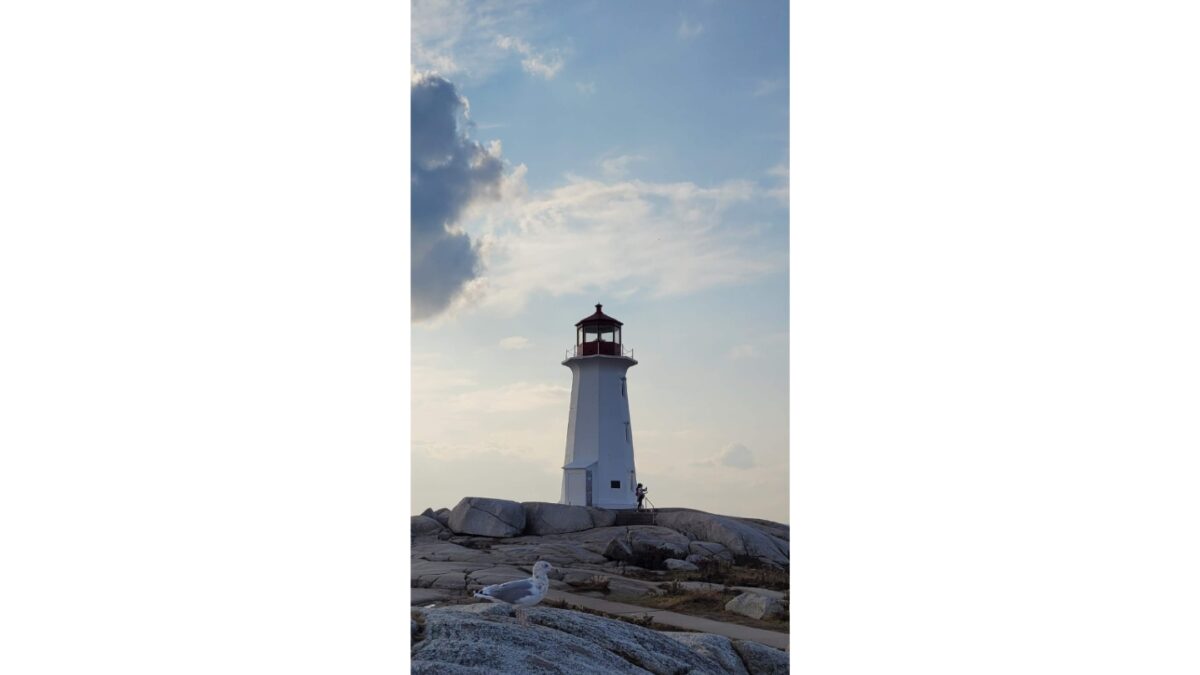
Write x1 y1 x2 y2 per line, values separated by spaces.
621 379 626 397
610 480 620 489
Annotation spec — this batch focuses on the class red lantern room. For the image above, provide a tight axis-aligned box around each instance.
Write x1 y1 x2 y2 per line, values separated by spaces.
574 304 623 356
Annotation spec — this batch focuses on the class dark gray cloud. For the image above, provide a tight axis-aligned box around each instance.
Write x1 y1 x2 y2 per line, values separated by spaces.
411 74 504 321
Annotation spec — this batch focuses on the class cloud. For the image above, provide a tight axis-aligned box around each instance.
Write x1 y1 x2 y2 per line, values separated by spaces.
411 0 541 81
496 35 564 79
575 81 597 96
467 176 783 316
677 17 704 40
411 74 509 321
598 153 646 179
766 163 789 206
498 336 531 350
692 443 756 470
715 443 755 469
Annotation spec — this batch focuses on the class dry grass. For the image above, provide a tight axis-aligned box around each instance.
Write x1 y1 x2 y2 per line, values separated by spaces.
540 597 661 629
621 560 790 591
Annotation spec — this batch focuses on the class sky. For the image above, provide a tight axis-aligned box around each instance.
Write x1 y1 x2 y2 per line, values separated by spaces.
411 0 790 522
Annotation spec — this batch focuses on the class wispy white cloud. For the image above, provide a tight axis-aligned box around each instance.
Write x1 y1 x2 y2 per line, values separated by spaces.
765 163 789 206
695 443 755 469
598 153 646 179
498 335 531 350
677 17 704 40
575 81 597 96
496 35 565 79
455 176 781 317
412 0 552 81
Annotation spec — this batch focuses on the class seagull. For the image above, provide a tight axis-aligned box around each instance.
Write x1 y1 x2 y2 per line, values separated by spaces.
473 561 552 626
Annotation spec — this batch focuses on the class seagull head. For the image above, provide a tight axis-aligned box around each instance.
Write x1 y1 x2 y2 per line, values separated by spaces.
532 561 553 577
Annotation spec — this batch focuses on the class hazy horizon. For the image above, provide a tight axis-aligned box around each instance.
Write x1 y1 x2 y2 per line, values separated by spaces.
411 0 790 522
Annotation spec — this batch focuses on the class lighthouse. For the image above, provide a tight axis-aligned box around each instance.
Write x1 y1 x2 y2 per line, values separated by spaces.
560 304 639 509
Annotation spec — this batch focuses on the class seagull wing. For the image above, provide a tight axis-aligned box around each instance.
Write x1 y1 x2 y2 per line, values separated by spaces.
476 578 536 605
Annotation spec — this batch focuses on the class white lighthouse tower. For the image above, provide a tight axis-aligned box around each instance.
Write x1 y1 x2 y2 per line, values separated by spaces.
560 304 638 509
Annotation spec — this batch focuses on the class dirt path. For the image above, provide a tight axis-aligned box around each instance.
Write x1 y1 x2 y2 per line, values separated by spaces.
547 589 790 651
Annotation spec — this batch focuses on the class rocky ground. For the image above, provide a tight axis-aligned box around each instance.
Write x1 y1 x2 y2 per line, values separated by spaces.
411 497 791 673
412 603 788 675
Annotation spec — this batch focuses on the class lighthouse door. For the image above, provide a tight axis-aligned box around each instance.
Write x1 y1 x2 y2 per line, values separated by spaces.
585 471 593 506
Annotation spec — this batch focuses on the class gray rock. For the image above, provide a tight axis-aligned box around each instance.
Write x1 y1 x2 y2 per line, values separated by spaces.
603 537 634 562
627 526 691 556
593 526 693 569
411 663 496 675
665 558 699 571
724 592 788 621
411 515 444 538
412 541 493 563
732 639 790 675
545 526 631 556
661 632 751 675
590 508 617 528
524 606 730 674
412 604 699 674
467 565 531 589
448 497 526 538
522 502 598 535
689 541 735 563
490 540 608 567
655 510 789 569
411 560 490 590
433 508 451 527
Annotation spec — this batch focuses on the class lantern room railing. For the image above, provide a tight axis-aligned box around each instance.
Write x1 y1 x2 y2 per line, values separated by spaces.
566 342 635 359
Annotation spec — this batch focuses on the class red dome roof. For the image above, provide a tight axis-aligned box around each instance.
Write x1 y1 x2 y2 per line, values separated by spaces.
575 303 623 327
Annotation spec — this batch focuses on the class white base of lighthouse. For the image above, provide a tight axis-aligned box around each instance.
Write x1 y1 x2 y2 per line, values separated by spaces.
559 354 638 509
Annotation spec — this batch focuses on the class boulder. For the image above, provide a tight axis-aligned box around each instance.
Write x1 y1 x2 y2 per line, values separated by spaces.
412 604 731 675
732 638 790 674
448 497 526 538
589 508 617 528
724 592 788 621
521 502 613 535
411 515 444 538
433 508 451 527
661 632 750 675
664 558 699 571
603 537 633 562
595 526 690 568
654 510 789 569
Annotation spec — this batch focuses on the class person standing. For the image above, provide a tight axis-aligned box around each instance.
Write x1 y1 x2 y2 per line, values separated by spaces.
635 483 647 511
